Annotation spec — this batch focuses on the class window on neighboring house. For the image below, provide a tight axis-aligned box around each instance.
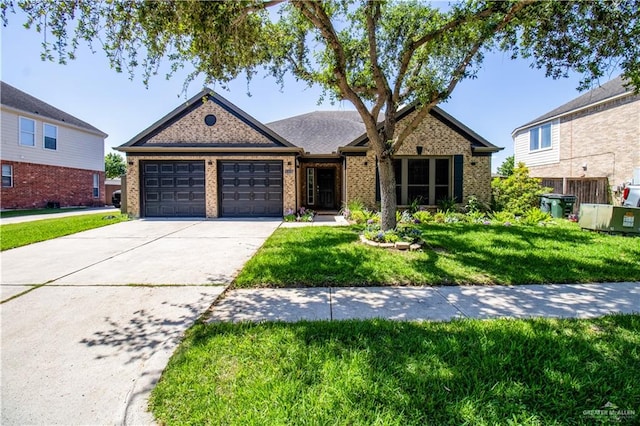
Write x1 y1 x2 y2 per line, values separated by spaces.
93 173 99 198
393 157 451 205
19 117 35 147
44 123 58 150
529 123 552 151
2 164 13 188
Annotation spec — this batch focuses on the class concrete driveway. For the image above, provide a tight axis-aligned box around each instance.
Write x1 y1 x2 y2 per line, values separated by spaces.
1 218 280 425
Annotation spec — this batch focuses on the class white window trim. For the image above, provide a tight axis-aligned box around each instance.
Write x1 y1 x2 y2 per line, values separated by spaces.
93 173 100 198
43 123 58 151
529 123 553 153
19 116 36 148
2 164 13 188
395 156 452 206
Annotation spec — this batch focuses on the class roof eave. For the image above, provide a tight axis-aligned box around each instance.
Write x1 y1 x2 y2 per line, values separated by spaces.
115 146 303 154
0 104 108 138
511 91 634 136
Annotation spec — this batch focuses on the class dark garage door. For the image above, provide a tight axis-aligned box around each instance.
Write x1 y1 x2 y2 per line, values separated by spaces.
219 160 283 217
142 161 206 217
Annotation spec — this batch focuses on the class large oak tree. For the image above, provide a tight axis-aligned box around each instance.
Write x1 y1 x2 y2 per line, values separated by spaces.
4 0 638 229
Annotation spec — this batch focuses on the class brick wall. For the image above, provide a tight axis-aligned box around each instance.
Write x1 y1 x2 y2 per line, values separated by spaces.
0 160 105 209
125 154 297 218
148 99 274 145
528 95 640 188
345 110 494 208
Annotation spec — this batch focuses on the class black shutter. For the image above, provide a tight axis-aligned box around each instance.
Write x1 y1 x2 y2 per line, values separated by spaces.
453 155 463 203
375 160 381 202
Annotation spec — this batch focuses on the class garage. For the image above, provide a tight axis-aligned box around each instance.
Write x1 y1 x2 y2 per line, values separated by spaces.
142 161 206 217
219 160 283 217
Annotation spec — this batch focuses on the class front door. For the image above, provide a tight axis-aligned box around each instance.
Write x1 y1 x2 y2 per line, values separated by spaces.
317 168 335 209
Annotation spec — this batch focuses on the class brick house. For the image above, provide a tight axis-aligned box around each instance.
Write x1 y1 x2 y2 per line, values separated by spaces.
1 82 108 209
512 75 640 199
116 89 501 218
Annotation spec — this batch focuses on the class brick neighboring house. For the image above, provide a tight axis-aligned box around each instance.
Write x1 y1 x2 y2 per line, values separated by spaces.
512 75 640 201
1 82 108 209
116 89 501 218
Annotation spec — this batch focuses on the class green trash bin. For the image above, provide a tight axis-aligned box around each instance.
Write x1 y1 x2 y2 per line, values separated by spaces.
541 194 577 218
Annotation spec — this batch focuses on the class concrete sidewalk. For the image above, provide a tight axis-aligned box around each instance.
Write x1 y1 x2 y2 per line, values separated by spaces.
207 282 640 323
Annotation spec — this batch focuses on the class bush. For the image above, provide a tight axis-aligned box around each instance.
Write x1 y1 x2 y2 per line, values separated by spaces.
490 211 515 225
491 162 552 215
413 210 433 223
520 208 553 226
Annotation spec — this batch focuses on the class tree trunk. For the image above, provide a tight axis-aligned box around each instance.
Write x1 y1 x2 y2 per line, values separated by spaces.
377 155 397 231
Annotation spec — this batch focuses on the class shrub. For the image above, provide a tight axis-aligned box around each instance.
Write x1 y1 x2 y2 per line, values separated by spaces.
413 210 433 223
464 195 487 213
520 208 553 226
437 197 457 213
491 162 552 215
350 210 368 224
433 211 447 223
490 210 516 225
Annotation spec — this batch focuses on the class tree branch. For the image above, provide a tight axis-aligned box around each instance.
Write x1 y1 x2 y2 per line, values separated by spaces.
393 0 535 150
364 1 391 119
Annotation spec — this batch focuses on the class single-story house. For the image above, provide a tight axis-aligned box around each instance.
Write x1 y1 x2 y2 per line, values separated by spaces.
116 89 501 218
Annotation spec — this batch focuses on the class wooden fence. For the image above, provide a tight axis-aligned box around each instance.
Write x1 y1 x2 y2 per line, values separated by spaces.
540 177 610 212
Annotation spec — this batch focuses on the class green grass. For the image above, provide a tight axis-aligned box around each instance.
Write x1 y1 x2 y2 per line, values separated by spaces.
234 222 640 287
0 207 85 218
150 314 640 425
0 213 129 250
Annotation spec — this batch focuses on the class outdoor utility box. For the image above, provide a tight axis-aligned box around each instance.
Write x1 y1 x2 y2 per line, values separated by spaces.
540 194 577 218
579 203 640 235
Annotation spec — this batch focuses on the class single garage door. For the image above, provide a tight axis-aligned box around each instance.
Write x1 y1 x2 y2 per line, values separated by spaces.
219 160 283 217
142 161 206 217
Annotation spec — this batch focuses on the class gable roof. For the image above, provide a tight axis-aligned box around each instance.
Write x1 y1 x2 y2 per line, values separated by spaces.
118 88 296 150
513 75 634 133
345 103 501 154
266 111 377 155
1 81 107 137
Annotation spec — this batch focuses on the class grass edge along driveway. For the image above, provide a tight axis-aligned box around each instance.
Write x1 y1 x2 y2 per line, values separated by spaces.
234 223 640 287
150 314 640 425
1 213 129 251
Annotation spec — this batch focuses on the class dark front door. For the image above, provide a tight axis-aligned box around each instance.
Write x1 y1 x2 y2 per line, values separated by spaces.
218 160 283 217
317 168 335 209
141 161 206 217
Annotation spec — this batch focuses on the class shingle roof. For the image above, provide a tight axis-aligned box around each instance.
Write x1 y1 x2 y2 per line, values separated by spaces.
515 75 633 132
266 110 370 154
0 81 107 136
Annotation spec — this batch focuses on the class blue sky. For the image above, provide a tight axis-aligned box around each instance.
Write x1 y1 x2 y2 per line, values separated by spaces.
1 8 620 172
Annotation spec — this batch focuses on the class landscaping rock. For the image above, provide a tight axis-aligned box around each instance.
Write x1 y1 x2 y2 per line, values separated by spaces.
410 243 422 251
395 241 410 250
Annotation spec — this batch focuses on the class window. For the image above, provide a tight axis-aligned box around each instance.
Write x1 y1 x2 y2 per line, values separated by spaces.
43 123 57 150
2 164 13 187
19 117 35 147
93 173 99 198
393 157 451 205
529 123 552 151
307 168 315 205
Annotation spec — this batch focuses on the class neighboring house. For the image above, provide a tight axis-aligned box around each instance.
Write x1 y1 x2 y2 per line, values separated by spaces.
1 82 108 209
105 178 122 206
116 89 501 218
512 75 640 199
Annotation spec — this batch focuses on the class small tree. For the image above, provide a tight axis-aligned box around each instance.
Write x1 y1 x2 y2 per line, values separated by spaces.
105 152 126 179
491 162 551 215
496 155 515 177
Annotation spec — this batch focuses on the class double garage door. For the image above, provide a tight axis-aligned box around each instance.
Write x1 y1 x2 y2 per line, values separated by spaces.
141 160 283 218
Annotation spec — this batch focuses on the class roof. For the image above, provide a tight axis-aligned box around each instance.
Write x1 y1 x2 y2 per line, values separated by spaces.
514 75 634 133
266 111 373 154
0 81 107 137
346 103 501 154
118 88 296 149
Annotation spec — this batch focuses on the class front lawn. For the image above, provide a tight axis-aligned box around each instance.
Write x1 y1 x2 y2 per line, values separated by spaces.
151 314 640 425
1 213 129 251
0 207 85 218
234 222 640 287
